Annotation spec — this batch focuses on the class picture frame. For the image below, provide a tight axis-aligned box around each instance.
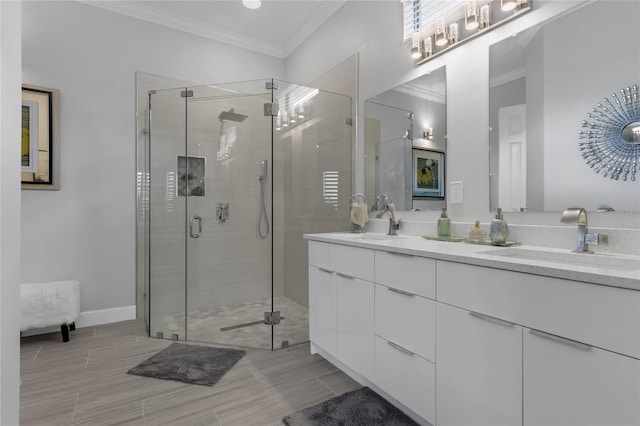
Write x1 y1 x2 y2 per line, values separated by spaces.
21 84 60 190
412 148 445 198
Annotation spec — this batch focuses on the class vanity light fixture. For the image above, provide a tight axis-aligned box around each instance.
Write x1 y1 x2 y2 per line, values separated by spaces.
422 36 433 58
465 0 479 30
501 0 517 12
435 18 448 47
242 0 261 10
411 33 421 59
449 23 459 44
479 4 491 29
424 128 434 140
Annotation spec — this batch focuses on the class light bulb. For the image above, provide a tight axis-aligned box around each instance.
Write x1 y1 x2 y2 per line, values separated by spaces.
501 0 517 12
435 19 448 47
242 0 261 9
465 0 479 30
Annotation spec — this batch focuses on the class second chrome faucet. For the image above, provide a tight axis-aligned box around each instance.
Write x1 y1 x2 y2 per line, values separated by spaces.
560 207 608 253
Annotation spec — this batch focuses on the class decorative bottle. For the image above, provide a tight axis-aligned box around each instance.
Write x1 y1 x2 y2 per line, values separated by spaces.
468 220 487 241
437 207 451 238
489 207 509 245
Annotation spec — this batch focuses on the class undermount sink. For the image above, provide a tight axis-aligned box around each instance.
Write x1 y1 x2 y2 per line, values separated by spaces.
481 247 640 272
330 233 410 241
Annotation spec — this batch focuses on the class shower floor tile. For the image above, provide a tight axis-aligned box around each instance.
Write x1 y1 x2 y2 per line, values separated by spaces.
151 296 309 350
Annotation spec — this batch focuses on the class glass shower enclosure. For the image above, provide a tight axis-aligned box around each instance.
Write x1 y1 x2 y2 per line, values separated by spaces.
138 79 352 350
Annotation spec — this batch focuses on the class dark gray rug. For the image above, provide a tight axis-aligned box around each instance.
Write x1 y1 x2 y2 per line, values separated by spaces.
282 387 419 426
127 342 245 386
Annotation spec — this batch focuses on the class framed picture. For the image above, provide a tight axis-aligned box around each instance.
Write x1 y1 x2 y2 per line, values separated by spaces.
177 156 206 196
22 84 60 190
412 148 445 198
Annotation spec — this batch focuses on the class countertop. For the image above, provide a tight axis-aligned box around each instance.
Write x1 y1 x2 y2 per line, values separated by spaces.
304 232 640 291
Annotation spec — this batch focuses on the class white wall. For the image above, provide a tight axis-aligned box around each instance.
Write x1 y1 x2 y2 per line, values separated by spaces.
286 0 640 232
0 2 22 423
21 1 285 318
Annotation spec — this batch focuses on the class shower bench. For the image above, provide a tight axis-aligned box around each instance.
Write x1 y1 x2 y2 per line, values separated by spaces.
20 280 80 342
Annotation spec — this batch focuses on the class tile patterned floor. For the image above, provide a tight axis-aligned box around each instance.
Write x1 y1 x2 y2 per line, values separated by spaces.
150 296 309 350
20 319 360 426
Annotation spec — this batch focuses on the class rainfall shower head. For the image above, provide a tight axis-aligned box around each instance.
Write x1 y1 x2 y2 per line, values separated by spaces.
218 108 248 123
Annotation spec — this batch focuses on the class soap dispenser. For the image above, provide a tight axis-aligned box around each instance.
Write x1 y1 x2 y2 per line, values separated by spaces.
437 207 451 238
489 207 509 245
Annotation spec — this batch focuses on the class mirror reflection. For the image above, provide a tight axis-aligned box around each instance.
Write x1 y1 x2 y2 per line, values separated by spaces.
489 1 639 212
365 66 446 212
621 122 640 145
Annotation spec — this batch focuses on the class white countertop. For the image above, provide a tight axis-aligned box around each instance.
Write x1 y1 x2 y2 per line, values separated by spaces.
304 232 640 291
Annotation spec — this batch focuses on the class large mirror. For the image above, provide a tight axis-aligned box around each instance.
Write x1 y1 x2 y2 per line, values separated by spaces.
365 66 446 211
489 1 640 212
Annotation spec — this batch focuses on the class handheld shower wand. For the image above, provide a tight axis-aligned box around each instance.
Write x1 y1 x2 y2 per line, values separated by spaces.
257 160 270 239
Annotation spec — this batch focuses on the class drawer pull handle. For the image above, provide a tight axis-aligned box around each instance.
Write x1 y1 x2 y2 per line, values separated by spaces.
336 272 355 279
387 251 414 258
387 341 415 356
388 287 416 297
318 268 334 274
529 329 592 351
469 311 514 328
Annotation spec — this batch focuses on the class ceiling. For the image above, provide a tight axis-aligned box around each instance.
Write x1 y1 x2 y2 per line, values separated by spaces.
83 0 347 59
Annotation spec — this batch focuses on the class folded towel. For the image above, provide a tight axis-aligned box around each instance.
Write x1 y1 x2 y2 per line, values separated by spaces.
350 203 369 227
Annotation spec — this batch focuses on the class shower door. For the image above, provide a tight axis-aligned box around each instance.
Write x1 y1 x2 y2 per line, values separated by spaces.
184 82 274 349
148 82 275 349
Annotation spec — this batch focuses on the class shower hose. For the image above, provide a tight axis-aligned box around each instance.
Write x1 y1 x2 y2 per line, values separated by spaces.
257 174 270 239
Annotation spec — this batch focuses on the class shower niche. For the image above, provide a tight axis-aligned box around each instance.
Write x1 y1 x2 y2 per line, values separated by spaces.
138 78 352 350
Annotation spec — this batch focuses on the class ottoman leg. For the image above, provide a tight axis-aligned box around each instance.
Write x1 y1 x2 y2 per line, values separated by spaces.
61 324 70 342
69 322 76 331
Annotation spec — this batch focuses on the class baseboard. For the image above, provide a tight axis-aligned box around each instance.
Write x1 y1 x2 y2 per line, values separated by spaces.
76 305 137 328
21 305 137 337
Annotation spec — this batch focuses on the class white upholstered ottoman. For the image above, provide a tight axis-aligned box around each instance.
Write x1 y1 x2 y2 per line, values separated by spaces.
20 280 80 342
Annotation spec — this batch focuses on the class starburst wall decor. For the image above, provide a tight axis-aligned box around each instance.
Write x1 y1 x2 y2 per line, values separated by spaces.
578 84 640 181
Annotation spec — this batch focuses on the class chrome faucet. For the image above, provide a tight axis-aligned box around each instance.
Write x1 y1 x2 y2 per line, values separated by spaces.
375 194 400 236
560 207 608 253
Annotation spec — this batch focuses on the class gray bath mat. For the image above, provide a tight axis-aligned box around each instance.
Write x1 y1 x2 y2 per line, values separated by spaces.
127 342 245 386
282 387 418 426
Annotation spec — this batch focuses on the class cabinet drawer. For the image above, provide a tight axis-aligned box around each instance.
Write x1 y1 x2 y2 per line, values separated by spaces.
374 335 435 424
332 244 374 281
375 284 435 362
437 260 640 359
375 250 435 299
524 328 640 426
309 241 374 281
309 241 331 269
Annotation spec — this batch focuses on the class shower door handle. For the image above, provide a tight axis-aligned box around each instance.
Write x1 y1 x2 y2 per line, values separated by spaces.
189 215 202 239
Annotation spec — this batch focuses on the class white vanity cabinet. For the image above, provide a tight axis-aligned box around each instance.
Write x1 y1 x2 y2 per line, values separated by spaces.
523 328 640 426
374 251 437 424
436 302 523 426
308 241 375 378
307 236 640 426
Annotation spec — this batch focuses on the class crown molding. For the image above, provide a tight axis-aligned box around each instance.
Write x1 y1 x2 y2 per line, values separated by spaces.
79 1 286 58
282 1 347 57
393 83 446 104
490 66 526 88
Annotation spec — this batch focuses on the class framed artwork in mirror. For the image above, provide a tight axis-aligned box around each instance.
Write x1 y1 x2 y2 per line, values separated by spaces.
412 148 444 198
21 84 60 190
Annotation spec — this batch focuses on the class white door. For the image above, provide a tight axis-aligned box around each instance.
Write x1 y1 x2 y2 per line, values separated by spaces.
498 104 526 212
